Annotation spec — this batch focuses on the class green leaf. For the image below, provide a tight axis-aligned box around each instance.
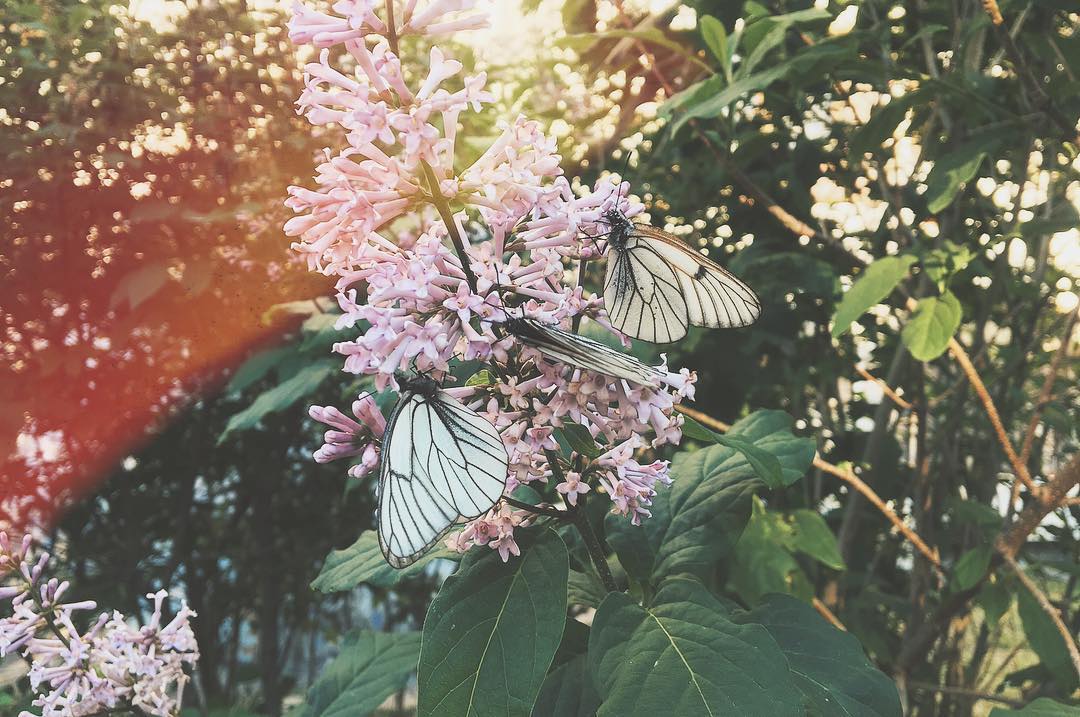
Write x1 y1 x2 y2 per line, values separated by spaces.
699 15 731 81
679 416 785 487
989 698 1080 715
220 360 336 441
589 578 803 716
923 240 975 289
730 498 811 603
791 509 845 570
556 418 601 458
465 369 495 387
606 410 815 585
740 9 829 77
924 141 991 213
714 434 785 488
568 569 606 608
850 90 925 157
301 631 421 717
953 545 992 591
227 347 294 394
532 654 601 717
831 255 918 338
679 414 722 442
978 576 1012 626
1018 586 1080 691
417 528 569 717
737 594 902 717
664 42 851 135
311 531 457 593
109 261 171 311
901 292 962 361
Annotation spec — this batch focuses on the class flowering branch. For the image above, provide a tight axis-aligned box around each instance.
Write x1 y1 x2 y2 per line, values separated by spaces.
290 0 697 565
0 533 198 717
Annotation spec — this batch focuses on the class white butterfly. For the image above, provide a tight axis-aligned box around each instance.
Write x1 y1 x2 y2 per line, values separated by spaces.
504 316 663 387
601 207 761 344
378 374 508 568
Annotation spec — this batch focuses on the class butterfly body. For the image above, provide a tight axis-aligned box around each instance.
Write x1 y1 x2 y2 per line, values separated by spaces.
601 208 761 344
378 373 509 568
504 316 662 388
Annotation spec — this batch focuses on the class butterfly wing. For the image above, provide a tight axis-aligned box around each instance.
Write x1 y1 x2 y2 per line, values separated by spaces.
603 236 690 343
378 388 508 568
508 318 663 387
604 226 761 343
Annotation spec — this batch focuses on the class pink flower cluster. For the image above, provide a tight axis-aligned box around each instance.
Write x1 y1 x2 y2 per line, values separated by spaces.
293 0 696 560
0 533 199 717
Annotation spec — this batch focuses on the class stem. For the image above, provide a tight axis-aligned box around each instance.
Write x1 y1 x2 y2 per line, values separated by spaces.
573 498 618 594
503 496 570 519
384 0 399 55
420 160 479 294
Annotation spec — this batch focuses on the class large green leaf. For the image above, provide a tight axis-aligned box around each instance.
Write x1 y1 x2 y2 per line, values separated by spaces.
220 360 337 441
901 292 962 361
606 410 815 585
990 698 1080 716
831 255 917 338
952 545 993 591
791 509 845 571
589 579 803 717
680 415 784 487
300 631 421 717
532 654 601 717
417 528 569 717
1018 587 1080 691
311 531 457 592
737 594 902 717
699 15 731 80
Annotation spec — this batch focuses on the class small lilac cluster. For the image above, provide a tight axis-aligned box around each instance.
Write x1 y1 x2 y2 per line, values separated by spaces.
291 0 696 559
0 533 199 717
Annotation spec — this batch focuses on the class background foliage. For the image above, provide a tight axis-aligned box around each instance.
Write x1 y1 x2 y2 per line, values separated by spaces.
3 0 1079 715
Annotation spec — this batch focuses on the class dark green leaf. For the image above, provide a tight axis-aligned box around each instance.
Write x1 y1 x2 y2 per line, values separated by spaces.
417 528 569 717
665 43 851 135
978 576 1012 626
556 418 602 458
902 291 962 361
953 545 992 591
606 410 814 585
532 654 601 717
714 434 785 488
737 594 902 717
302 631 421 717
221 360 336 441
791 509 846 570
311 531 457 593
832 255 918 338
924 141 991 213
679 414 721 442
850 90 926 157
568 568 606 608
589 579 803 716
227 347 293 394
989 698 1080 715
1018 586 1079 691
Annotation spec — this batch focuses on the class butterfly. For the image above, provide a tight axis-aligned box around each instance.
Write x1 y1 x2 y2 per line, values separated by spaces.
503 316 663 387
599 206 761 344
378 373 508 568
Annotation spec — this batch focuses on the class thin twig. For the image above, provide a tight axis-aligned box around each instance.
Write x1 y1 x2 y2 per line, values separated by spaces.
421 160 480 294
1000 551 1080 681
908 681 1022 708
674 405 944 574
941 328 1039 496
1020 308 1078 463
856 365 913 410
812 597 846 631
